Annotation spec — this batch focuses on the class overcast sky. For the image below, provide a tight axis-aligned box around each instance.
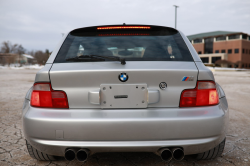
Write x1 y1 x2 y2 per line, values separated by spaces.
0 0 249 52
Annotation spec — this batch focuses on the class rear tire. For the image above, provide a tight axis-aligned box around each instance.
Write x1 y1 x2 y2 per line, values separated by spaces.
26 140 57 161
195 138 225 160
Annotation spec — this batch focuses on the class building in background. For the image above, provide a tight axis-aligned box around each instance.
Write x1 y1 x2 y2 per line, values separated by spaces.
20 54 35 64
187 31 250 68
0 53 35 66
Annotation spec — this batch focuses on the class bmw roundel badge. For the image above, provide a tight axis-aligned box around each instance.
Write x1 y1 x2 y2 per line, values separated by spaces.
119 73 128 82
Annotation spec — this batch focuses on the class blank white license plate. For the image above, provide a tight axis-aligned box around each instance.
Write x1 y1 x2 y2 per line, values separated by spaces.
100 84 147 109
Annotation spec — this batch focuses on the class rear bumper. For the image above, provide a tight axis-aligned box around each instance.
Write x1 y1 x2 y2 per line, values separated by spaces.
22 98 229 156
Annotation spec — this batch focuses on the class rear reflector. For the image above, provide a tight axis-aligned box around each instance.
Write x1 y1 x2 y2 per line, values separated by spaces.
31 91 40 106
31 83 69 108
180 81 219 107
97 26 151 30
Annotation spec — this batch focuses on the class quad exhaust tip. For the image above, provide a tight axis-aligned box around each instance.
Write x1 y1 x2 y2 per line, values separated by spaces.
65 147 183 162
159 148 173 162
65 149 76 161
65 148 89 162
159 147 184 162
172 148 184 161
76 149 89 162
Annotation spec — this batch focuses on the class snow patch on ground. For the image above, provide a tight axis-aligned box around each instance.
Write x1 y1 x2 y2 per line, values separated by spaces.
208 67 250 71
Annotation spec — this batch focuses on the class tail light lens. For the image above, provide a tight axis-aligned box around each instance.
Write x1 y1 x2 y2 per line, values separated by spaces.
31 83 69 108
180 81 219 107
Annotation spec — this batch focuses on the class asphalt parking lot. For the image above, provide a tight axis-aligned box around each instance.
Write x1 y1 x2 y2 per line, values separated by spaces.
0 68 250 166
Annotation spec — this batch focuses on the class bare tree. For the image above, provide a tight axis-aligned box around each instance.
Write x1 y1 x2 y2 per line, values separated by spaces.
0 41 26 66
28 50 35 56
34 50 50 65
1 41 18 53
16 45 25 54
0 41 51 66
16 45 26 66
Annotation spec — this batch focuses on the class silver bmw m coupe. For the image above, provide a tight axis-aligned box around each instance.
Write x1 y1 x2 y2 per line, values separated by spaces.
22 25 229 162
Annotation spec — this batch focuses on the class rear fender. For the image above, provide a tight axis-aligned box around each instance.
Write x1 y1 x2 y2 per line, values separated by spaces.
216 83 226 99
195 62 215 81
22 86 32 115
35 64 53 82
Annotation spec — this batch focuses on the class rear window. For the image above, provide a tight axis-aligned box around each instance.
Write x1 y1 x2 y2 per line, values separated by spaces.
54 25 193 63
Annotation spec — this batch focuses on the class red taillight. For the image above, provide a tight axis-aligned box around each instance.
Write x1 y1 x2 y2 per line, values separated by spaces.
31 83 69 108
180 81 219 107
97 26 151 30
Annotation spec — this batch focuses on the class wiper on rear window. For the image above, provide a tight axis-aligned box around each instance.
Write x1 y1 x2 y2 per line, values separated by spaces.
66 56 105 61
66 55 126 65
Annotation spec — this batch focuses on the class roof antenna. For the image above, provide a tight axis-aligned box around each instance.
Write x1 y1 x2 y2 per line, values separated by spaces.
123 23 126 25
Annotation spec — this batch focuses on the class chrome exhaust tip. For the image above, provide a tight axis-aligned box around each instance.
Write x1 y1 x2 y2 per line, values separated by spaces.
65 149 76 161
159 148 173 162
172 148 184 161
76 149 89 162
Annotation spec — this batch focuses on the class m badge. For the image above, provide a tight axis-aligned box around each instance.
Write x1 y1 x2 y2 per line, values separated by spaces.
182 76 194 81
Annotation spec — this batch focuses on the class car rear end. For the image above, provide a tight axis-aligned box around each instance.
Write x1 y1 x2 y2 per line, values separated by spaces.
22 25 229 161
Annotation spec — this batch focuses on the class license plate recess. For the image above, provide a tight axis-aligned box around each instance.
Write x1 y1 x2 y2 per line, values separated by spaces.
100 84 147 108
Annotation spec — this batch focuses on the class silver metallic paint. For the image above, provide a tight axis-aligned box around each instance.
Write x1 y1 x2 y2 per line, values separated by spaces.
46 32 69 64
25 86 32 100
34 64 52 82
179 30 202 62
179 31 215 81
195 62 215 81
23 97 228 156
28 136 223 156
147 89 160 104
49 62 198 108
88 89 100 105
216 83 226 98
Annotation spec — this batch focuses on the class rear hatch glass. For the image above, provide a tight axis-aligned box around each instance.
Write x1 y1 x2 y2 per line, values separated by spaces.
54 25 193 63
